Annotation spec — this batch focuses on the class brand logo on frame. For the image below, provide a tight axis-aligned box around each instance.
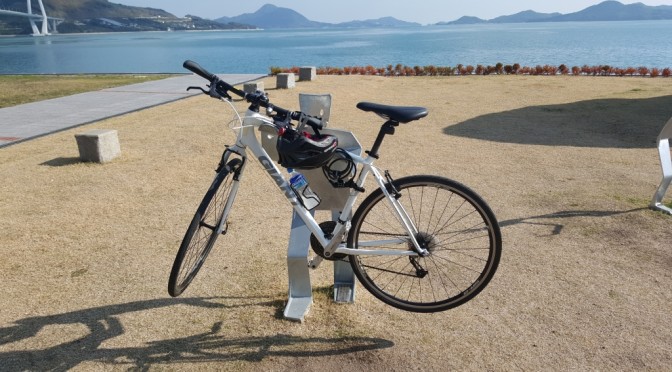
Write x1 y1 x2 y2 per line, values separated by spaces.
259 155 300 206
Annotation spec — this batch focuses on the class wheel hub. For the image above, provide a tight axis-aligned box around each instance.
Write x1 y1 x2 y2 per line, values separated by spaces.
409 231 437 253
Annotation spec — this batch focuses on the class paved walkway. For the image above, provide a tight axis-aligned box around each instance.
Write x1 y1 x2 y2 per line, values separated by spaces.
0 74 265 148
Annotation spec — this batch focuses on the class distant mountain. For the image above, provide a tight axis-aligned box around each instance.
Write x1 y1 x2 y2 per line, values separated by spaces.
0 0 253 35
490 10 562 23
215 4 419 29
336 16 420 28
437 16 487 25
0 0 173 19
544 1 672 22
437 1 672 25
215 4 329 29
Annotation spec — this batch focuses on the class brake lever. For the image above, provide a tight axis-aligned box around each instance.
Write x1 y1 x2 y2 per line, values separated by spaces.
187 86 208 94
186 85 230 100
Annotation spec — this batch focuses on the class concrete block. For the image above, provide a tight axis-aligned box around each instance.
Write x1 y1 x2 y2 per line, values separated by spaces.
243 81 264 94
75 129 121 163
299 66 317 81
276 73 296 89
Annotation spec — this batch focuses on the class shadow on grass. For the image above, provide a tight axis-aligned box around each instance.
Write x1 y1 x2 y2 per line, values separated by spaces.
499 208 647 235
444 96 672 148
40 157 82 167
0 297 393 371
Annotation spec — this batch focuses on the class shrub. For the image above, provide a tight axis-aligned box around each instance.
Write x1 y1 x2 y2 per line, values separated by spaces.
281 63 671 78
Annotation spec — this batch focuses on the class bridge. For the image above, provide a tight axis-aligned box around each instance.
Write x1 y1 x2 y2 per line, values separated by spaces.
0 0 63 35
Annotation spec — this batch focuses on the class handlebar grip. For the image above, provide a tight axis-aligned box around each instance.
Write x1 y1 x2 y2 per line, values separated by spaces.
184 60 246 99
305 116 323 130
183 60 216 81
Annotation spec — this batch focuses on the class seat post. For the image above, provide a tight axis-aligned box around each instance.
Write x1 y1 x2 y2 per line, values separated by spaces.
367 120 398 159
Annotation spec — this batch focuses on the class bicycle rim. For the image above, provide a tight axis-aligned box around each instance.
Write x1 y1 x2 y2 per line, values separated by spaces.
348 175 501 312
168 159 241 297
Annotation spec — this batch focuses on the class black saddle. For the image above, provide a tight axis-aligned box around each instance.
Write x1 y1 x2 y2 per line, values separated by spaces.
356 102 428 123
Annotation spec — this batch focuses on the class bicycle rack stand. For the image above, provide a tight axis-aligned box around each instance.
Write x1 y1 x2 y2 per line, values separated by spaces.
650 116 672 215
261 93 362 321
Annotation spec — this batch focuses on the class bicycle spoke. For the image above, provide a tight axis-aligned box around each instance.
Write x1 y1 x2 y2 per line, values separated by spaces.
169 160 242 297
349 176 501 312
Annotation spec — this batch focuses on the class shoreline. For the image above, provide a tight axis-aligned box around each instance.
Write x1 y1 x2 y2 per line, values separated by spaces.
0 28 263 38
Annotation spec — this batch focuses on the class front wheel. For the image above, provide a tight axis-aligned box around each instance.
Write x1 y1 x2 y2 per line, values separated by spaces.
168 158 242 297
348 175 501 312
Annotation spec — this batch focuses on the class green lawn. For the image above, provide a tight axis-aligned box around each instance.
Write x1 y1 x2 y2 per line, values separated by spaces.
0 74 175 108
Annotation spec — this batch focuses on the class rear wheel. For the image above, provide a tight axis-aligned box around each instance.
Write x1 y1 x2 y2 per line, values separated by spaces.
168 159 242 297
348 175 501 312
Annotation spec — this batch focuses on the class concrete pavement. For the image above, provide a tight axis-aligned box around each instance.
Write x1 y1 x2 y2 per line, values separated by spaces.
0 74 265 148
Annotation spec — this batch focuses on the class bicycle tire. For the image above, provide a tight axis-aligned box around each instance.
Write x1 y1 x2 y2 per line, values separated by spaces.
168 158 242 297
348 175 501 312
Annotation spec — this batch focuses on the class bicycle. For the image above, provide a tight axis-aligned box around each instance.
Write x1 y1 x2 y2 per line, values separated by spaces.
168 60 502 313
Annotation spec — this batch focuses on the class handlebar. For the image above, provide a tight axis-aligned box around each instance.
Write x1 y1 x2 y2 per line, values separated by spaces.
183 60 323 132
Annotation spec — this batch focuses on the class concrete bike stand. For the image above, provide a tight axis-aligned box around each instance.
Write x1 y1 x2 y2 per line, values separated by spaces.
261 93 361 321
650 116 672 215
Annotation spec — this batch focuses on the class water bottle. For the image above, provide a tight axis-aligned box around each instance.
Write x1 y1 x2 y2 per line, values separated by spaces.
288 168 320 210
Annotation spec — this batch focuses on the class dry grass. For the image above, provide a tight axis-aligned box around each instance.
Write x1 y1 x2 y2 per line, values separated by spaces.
0 74 174 108
1 75 671 370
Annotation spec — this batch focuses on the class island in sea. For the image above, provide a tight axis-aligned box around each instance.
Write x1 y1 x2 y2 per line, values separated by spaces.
1 1 671 35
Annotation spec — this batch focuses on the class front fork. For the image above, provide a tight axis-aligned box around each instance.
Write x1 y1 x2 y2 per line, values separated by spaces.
215 146 247 235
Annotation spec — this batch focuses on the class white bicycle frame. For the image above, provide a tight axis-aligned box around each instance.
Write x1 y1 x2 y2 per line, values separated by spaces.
220 106 428 259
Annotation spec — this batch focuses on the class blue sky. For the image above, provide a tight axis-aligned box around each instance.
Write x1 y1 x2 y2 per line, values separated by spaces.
114 1 672 24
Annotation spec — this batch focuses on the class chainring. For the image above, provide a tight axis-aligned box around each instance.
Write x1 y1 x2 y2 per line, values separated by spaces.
310 221 347 261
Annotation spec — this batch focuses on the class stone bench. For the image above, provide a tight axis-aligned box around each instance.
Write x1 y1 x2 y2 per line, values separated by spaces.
75 129 121 163
243 81 264 94
299 66 316 81
276 73 296 89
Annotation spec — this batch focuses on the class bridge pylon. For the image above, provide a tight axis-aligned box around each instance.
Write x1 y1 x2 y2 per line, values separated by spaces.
27 0 50 36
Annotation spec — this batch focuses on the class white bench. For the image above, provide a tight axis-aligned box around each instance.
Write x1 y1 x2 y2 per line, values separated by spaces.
650 117 672 215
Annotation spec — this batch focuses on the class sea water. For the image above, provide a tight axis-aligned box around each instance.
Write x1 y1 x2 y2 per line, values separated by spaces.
0 20 670 74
